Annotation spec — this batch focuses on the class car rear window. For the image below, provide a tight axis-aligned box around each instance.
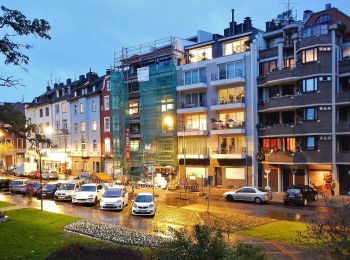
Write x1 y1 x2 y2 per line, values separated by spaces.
12 181 23 185
287 188 301 193
257 188 269 192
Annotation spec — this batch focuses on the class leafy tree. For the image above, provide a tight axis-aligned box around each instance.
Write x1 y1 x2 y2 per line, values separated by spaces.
0 5 51 87
0 142 13 170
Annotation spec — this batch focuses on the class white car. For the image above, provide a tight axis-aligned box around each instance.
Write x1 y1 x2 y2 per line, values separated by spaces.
100 186 128 211
223 186 272 204
42 170 58 180
72 183 105 205
132 192 157 217
54 180 83 201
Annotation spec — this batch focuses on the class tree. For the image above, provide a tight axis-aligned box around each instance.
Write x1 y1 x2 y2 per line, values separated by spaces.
0 5 51 87
0 142 13 170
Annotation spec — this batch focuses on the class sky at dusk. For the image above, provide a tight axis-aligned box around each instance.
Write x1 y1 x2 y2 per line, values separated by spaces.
1 0 349 103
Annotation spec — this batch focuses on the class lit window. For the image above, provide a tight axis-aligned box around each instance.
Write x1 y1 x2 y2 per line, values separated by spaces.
260 60 277 75
80 122 86 132
104 96 110 111
302 78 318 92
92 120 97 131
184 114 207 131
104 117 110 132
223 37 249 56
189 46 212 63
304 108 317 121
128 102 139 115
104 138 111 153
306 137 315 150
80 103 85 113
130 140 141 151
62 103 67 113
161 98 174 112
81 139 86 150
283 58 295 68
300 48 318 63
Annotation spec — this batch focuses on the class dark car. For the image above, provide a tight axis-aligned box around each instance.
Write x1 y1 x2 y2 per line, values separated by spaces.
283 185 318 206
0 178 10 190
25 182 42 196
37 183 59 199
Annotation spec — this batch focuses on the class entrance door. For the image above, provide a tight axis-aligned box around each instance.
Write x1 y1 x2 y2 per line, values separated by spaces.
283 169 305 191
215 167 222 186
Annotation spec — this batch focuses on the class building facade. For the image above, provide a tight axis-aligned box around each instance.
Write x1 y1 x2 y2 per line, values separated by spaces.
256 4 350 195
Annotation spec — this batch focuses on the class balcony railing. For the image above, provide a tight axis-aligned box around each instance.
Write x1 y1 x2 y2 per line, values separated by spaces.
212 146 246 155
178 100 207 109
177 123 207 132
178 147 208 155
213 95 245 105
211 120 245 130
211 71 244 81
178 76 207 86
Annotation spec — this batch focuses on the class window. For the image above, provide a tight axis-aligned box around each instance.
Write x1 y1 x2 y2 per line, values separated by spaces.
217 87 244 104
338 106 350 123
55 104 59 114
302 78 318 92
182 92 206 108
225 168 245 180
223 36 249 56
92 120 97 131
75 161 79 170
184 114 207 131
189 46 212 63
218 60 244 80
128 102 139 115
319 46 331 52
283 58 295 68
300 48 318 63
62 119 67 130
130 123 140 134
104 117 110 132
306 137 315 150
62 103 67 113
107 81 111 91
161 98 174 112
104 96 110 111
45 107 49 116
80 122 86 132
104 138 111 153
74 105 78 114
219 136 245 154
286 138 296 152
184 68 206 85
80 103 85 113
304 107 317 121
17 138 24 148
56 120 60 130
92 100 96 112
262 138 282 153
81 139 86 150
74 123 78 132
260 60 277 75
130 140 141 151
317 14 331 24
93 140 97 151
39 109 43 117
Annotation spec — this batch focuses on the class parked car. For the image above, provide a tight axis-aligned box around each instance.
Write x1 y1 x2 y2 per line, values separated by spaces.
223 187 272 204
28 170 40 179
24 182 42 196
100 186 128 211
283 185 318 206
54 180 83 201
37 183 60 199
0 178 10 190
42 170 58 180
132 192 157 217
10 180 28 193
72 183 105 205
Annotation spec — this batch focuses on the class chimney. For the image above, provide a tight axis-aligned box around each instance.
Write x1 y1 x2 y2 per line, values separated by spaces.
231 9 235 35
66 78 72 84
53 83 58 89
325 3 331 10
79 75 85 81
303 10 313 22
59 83 64 87
244 17 252 31
46 86 50 92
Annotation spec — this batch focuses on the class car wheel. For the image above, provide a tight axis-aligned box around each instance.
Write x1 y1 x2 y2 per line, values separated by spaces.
226 195 234 202
314 194 318 201
283 201 288 206
254 197 262 205
303 199 308 206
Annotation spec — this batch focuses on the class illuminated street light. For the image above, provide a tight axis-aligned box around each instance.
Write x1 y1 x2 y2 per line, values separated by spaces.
0 130 4 138
44 126 53 135
163 115 173 127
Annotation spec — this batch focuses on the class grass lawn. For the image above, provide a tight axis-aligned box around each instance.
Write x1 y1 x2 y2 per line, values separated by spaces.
238 220 315 246
0 208 108 260
0 201 15 208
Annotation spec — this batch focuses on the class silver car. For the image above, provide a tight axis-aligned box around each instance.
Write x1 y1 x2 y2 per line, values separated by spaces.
10 180 28 193
42 170 58 180
223 187 272 204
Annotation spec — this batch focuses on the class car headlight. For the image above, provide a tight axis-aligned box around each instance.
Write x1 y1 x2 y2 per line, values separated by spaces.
149 203 154 208
133 203 137 208
88 194 94 198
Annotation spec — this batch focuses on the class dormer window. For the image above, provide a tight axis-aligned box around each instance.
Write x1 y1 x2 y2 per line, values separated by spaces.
92 86 96 92
188 46 212 63
223 36 249 56
317 14 331 24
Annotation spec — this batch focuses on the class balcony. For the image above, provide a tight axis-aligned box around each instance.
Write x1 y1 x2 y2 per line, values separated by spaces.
177 126 209 137
259 47 278 60
339 58 350 74
336 152 350 164
176 77 207 92
129 114 140 122
210 96 245 111
177 147 209 159
210 73 245 87
336 122 350 133
336 91 350 103
211 121 245 135
210 146 246 159
297 34 331 50
177 101 208 114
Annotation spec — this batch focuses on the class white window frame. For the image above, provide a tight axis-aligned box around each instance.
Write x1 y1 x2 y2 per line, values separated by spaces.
104 117 110 132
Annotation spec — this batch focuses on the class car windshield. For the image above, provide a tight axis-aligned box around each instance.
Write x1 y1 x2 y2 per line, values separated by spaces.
103 189 122 198
58 183 75 190
43 184 56 191
287 188 301 193
135 195 153 203
80 186 96 192
12 181 23 185
28 183 40 188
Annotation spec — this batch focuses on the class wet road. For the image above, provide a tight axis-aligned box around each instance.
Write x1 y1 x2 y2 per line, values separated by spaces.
0 188 328 235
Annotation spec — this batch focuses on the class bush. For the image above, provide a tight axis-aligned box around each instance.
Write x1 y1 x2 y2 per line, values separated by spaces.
153 224 265 260
45 243 144 260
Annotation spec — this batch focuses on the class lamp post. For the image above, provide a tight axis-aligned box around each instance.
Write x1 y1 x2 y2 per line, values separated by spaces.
60 129 69 179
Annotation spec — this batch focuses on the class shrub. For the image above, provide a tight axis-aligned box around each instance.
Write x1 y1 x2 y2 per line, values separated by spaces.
45 243 144 260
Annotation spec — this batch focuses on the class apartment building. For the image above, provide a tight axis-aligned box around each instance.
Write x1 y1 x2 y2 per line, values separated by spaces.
256 4 350 195
176 11 260 188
